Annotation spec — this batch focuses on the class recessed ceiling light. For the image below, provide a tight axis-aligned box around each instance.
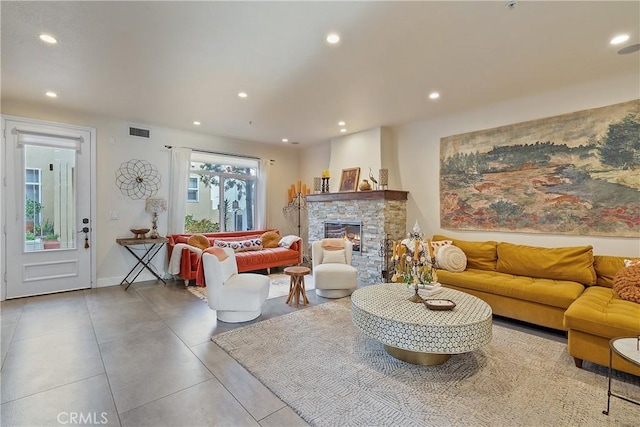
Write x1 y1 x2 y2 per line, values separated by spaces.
282 138 288 143
340 128 347 133
238 92 248 98
610 34 630 45
338 121 346 126
193 121 201 126
326 33 340 44
39 34 57 44
429 92 440 100
45 91 58 98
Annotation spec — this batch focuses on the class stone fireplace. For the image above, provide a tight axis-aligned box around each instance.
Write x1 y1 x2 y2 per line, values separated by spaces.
307 190 408 284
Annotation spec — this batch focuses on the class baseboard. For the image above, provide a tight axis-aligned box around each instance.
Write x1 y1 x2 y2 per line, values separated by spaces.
96 270 169 288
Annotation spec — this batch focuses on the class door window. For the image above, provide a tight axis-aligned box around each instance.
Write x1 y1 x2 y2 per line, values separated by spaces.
25 167 42 227
23 144 76 252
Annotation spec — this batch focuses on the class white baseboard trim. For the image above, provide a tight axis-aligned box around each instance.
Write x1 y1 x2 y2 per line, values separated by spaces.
96 277 124 288
96 270 169 288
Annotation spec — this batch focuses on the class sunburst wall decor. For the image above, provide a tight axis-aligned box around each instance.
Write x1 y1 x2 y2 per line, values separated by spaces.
115 159 161 200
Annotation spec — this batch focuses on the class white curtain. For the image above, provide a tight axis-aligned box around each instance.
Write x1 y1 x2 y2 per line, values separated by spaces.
167 147 192 234
256 158 270 230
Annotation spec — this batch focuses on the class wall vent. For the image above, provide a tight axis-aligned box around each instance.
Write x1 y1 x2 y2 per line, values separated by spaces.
129 126 150 138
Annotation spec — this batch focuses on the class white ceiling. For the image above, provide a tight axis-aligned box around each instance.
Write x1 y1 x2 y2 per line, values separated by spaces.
2 1 638 146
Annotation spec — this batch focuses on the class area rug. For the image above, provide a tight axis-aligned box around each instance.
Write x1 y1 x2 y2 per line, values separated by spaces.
212 298 640 427
186 273 314 302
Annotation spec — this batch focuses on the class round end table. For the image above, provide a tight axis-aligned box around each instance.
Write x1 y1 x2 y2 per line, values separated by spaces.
284 266 311 307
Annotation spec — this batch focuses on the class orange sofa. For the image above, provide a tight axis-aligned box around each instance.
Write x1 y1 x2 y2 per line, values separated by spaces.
167 230 302 286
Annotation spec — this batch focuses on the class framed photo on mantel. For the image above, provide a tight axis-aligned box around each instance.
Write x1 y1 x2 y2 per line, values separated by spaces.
339 167 360 192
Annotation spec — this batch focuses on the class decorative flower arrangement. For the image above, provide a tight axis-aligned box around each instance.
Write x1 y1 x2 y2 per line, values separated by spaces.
390 221 438 302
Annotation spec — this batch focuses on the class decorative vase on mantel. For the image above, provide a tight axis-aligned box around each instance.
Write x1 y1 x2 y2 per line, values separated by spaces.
359 179 372 191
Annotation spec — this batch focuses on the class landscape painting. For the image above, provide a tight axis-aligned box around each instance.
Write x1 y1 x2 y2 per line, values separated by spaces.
440 100 639 237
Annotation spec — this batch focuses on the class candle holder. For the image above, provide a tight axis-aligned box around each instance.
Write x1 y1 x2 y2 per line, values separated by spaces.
321 177 330 193
283 190 311 265
409 271 424 303
390 221 438 303
393 257 438 303
379 168 388 190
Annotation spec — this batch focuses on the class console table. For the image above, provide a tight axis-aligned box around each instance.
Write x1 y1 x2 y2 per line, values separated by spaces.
116 237 168 290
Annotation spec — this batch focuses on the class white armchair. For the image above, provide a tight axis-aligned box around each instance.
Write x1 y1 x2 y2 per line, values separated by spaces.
312 240 358 298
202 249 269 323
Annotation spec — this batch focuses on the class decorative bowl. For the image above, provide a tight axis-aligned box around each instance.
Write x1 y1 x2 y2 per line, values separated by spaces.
130 228 150 239
423 299 456 311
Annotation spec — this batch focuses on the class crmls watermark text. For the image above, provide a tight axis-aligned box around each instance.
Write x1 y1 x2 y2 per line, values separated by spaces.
57 412 108 425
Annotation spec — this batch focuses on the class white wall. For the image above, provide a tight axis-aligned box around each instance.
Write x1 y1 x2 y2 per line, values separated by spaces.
300 73 639 256
299 141 330 190
300 127 398 192
389 72 640 256
2 99 302 288
329 127 382 192
380 127 400 190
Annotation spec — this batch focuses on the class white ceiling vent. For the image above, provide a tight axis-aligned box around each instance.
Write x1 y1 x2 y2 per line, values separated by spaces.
129 126 150 138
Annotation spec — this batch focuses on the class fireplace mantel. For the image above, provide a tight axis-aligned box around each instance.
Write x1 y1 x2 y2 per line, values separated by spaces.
306 190 408 202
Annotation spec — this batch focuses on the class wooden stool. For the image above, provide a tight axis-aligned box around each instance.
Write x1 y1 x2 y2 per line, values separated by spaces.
284 266 311 307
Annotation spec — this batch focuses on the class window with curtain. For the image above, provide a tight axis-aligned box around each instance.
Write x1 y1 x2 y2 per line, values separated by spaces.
185 152 259 233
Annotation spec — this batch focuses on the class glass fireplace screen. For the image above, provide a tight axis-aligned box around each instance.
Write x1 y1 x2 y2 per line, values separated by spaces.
324 221 361 252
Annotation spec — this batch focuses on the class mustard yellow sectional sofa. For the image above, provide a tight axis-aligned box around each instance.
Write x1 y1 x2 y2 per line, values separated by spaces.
433 235 640 376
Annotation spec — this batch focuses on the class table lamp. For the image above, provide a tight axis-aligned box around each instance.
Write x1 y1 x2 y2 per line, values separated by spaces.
145 197 167 238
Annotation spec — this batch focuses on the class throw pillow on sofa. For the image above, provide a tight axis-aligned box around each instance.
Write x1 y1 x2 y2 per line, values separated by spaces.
436 245 467 272
279 235 301 248
624 259 640 267
496 242 596 285
261 231 281 248
187 234 210 250
215 238 263 252
431 240 453 255
613 263 640 304
433 235 498 271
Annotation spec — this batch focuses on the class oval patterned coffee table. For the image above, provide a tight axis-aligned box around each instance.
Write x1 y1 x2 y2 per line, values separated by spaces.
351 284 492 365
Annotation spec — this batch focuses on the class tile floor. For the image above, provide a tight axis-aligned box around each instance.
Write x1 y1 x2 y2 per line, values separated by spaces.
1 278 325 427
1 278 568 427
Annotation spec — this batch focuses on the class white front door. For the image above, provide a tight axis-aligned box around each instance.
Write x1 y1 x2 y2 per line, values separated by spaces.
3 117 95 298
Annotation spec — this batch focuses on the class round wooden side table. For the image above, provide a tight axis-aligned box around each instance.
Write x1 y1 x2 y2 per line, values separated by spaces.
284 266 311 307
